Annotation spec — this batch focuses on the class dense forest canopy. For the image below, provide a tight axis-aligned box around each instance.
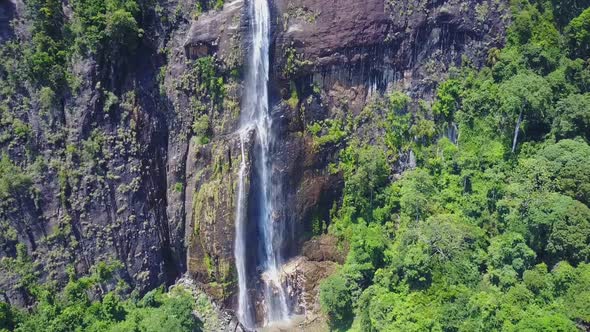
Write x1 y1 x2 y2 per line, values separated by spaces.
318 0 590 330
0 0 590 331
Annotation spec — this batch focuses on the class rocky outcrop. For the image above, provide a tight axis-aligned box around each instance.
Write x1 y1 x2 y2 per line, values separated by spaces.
301 234 346 264
283 257 338 318
160 0 248 306
184 0 245 63
186 131 249 303
259 235 344 331
276 0 390 62
273 0 509 94
174 276 248 332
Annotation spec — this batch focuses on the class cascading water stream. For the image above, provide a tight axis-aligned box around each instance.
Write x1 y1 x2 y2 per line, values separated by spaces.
234 0 290 328
234 132 253 329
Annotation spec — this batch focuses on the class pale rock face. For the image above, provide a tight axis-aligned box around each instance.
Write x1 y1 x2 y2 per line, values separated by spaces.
184 0 245 62
256 255 338 331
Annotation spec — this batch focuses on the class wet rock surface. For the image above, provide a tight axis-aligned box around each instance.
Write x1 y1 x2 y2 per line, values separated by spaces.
186 130 252 304
262 235 343 331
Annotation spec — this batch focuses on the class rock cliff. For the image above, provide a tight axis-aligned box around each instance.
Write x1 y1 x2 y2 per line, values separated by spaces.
0 0 508 325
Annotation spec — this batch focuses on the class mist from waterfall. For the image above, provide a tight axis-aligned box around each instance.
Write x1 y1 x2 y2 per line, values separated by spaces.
234 0 290 327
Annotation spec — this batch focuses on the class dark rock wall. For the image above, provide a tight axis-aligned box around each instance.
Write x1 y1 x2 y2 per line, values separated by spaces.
0 0 15 44
273 0 508 94
0 0 509 313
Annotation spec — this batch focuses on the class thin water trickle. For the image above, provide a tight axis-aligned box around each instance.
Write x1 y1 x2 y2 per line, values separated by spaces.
234 0 290 327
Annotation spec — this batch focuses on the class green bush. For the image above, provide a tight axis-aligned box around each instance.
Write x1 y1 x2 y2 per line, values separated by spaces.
71 0 142 56
192 114 210 144
567 7 590 58
319 273 353 330
3 263 202 332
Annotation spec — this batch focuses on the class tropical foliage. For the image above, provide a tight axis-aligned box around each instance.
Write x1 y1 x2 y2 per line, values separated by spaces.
320 1 590 330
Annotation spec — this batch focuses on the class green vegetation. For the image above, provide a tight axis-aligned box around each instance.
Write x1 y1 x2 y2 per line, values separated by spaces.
320 1 590 330
0 155 34 208
283 45 312 79
0 262 202 332
0 1 232 331
193 114 211 145
70 0 143 56
194 0 225 13
287 82 300 109
22 0 143 91
3 0 590 330
307 119 348 147
179 56 226 145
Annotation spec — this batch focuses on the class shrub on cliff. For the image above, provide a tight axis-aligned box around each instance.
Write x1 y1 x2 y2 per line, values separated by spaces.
71 0 143 56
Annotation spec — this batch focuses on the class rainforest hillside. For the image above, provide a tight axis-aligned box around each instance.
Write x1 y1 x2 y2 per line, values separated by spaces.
0 0 590 331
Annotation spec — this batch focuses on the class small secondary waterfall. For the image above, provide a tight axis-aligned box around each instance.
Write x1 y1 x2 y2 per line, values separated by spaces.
234 0 290 328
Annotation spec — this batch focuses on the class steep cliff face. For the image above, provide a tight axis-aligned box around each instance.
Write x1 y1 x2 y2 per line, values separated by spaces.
0 0 184 305
270 0 509 253
0 0 508 322
163 0 247 305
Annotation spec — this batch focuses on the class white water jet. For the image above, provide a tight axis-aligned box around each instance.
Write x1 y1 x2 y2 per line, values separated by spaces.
234 0 290 327
234 131 254 329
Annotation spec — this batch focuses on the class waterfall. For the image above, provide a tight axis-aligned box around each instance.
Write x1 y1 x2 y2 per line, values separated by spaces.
234 134 253 328
234 0 290 327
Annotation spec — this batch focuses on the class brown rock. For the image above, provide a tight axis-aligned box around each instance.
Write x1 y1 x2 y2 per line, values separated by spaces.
302 234 346 264
276 0 390 61
184 0 245 64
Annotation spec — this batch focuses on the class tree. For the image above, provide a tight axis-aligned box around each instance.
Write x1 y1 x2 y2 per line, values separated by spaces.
339 142 389 222
320 274 354 330
433 79 462 121
552 94 590 141
0 302 16 331
486 233 536 288
511 311 578 332
383 92 412 155
105 9 142 56
498 72 552 152
561 263 590 324
537 139 590 205
544 196 590 264
366 289 441 332
510 193 590 265
552 0 590 28
567 7 590 59
398 169 437 221
71 0 142 57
